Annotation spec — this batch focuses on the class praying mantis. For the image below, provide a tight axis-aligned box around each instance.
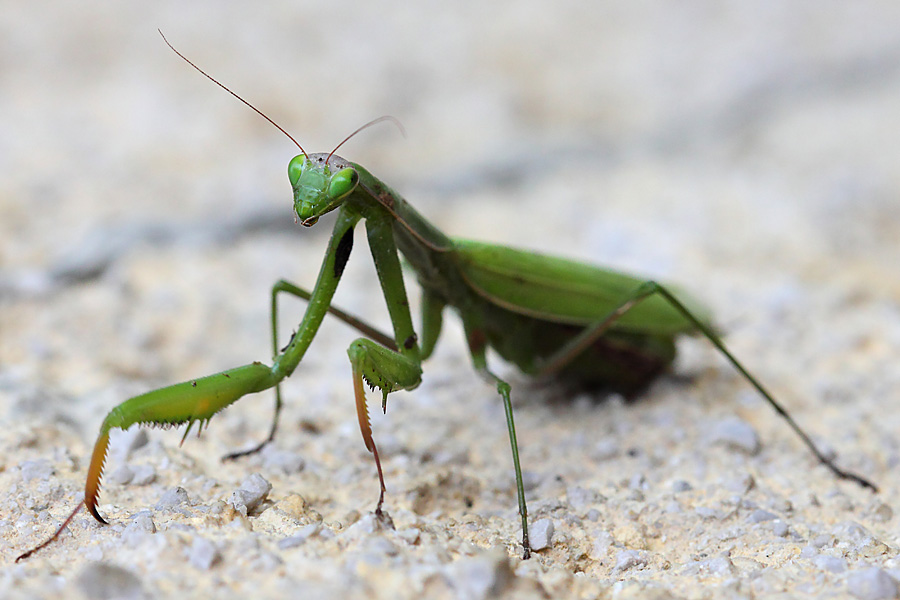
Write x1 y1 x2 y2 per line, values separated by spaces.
17 34 876 562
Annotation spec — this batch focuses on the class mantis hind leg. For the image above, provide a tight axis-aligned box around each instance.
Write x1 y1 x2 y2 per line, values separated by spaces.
223 279 399 461
540 280 877 492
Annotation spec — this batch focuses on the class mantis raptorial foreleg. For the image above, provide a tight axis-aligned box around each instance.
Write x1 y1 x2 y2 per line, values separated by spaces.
72 205 428 525
539 280 877 492
223 278 399 460
349 338 422 511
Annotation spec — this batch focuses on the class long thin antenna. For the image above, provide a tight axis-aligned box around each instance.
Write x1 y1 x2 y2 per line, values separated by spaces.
158 30 307 158
326 115 406 164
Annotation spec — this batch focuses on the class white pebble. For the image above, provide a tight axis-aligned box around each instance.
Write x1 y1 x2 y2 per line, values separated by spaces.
814 555 847 573
156 487 190 510
592 439 620 461
19 460 53 483
130 464 156 486
189 537 222 570
772 520 789 537
671 480 692 493
230 473 272 516
709 417 761 455
847 568 899 600
108 465 134 486
529 519 554 551
77 562 144 600
614 549 648 573
444 549 513 600
278 523 321 549
748 509 777 523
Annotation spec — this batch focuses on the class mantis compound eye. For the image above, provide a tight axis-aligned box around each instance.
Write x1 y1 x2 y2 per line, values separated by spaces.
327 167 359 200
287 154 307 187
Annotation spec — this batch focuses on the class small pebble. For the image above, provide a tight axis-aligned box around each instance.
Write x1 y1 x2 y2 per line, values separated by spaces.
814 555 847 574
592 439 620 461
725 473 755 494
250 552 283 572
566 486 599 510
445 549 513 600
870 503 894 523
665 501 682 514
230 473 272 516
77 563 144 600
847 567 899 600
520 470 541 491
121 512 158 549
671 480 692 493
277 523 321 549
591 530 614 558
156 487 190 510
529 519 554 551
706 556 737 576
772 520 789 537
188 537 222 570
340 512 396 546
748 509 778 523
130 464 156 486
19 460 53 483
800 546 817 559
614 549 648 573
108 465 134 486
363 536 399 556
397 527 421 545
628 473 647 491
709 417 761 455
696 506 724 520
129 512 157 534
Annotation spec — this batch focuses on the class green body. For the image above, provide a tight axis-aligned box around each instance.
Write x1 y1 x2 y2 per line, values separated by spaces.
365 161 708 394
39 150 871 562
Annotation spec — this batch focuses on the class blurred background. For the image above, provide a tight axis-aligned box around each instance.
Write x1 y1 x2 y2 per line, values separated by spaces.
2 1 899 596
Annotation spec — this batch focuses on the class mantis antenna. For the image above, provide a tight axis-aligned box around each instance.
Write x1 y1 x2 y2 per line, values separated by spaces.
326 115 406 164
158 29 308 159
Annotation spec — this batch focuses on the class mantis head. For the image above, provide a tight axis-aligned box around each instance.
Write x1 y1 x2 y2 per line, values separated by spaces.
156 32 397 230
288 153 359 227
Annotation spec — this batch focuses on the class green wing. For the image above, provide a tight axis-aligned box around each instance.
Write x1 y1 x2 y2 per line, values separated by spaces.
453 239 712 335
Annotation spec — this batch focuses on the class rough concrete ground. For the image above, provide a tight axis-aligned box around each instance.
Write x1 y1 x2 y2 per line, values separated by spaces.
2 2 900 598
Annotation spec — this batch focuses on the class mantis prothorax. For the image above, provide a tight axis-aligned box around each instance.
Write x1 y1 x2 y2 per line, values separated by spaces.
16 32 876 562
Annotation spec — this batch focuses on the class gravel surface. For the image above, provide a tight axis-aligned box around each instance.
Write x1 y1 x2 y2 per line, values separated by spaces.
3 2 900 599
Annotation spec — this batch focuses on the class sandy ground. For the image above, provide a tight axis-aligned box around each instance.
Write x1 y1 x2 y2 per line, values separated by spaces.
3 2 900 598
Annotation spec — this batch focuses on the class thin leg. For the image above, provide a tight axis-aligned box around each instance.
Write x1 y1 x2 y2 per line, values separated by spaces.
15 504 82 562
540 280 877 492
536 285 659 378
465 326 531 559
419 290 446 361
223 279 399 461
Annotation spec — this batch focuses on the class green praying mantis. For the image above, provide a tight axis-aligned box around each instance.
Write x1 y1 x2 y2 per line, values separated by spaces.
17 34 876 562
